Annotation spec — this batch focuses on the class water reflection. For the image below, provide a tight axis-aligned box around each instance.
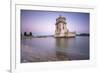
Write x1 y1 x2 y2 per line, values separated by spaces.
21 36 89 63
56 38 67 49
56 51 69 60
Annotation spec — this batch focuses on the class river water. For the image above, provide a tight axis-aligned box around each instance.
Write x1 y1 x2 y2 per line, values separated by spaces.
21 36 89 63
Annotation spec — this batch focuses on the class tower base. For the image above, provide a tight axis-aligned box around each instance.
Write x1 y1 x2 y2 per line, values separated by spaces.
54 32 76 38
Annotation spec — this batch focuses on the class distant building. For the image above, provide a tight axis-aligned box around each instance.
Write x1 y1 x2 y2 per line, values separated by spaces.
54 15 76 38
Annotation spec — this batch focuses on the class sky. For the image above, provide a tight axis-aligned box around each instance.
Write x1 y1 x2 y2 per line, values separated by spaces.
21 10 89 35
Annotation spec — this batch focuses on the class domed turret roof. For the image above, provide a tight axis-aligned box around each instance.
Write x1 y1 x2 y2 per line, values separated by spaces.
55 15 67 25
56 15 66 21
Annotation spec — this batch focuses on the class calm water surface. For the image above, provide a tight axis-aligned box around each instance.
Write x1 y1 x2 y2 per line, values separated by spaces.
21 36 89 63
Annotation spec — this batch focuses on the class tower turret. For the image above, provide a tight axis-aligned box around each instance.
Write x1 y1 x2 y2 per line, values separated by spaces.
54 15 76 38
55 15 68 37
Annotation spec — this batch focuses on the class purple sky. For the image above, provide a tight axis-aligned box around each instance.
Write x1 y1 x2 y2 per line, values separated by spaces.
21 10 89 35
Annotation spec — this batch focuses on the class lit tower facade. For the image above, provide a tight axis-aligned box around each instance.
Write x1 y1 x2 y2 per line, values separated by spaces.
54 15 75 37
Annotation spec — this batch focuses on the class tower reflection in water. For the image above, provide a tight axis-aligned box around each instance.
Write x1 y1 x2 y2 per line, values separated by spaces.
55 38 70 61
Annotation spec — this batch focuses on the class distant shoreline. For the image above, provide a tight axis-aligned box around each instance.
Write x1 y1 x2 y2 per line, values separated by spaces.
21 34 89 39
21 32 89 38
76 33 89 36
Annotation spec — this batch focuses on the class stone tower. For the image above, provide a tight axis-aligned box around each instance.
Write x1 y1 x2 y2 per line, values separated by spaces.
54 15 75 38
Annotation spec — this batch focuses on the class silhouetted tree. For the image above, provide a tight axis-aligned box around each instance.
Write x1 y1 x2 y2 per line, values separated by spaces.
24 32 27 36
29 32 32 36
